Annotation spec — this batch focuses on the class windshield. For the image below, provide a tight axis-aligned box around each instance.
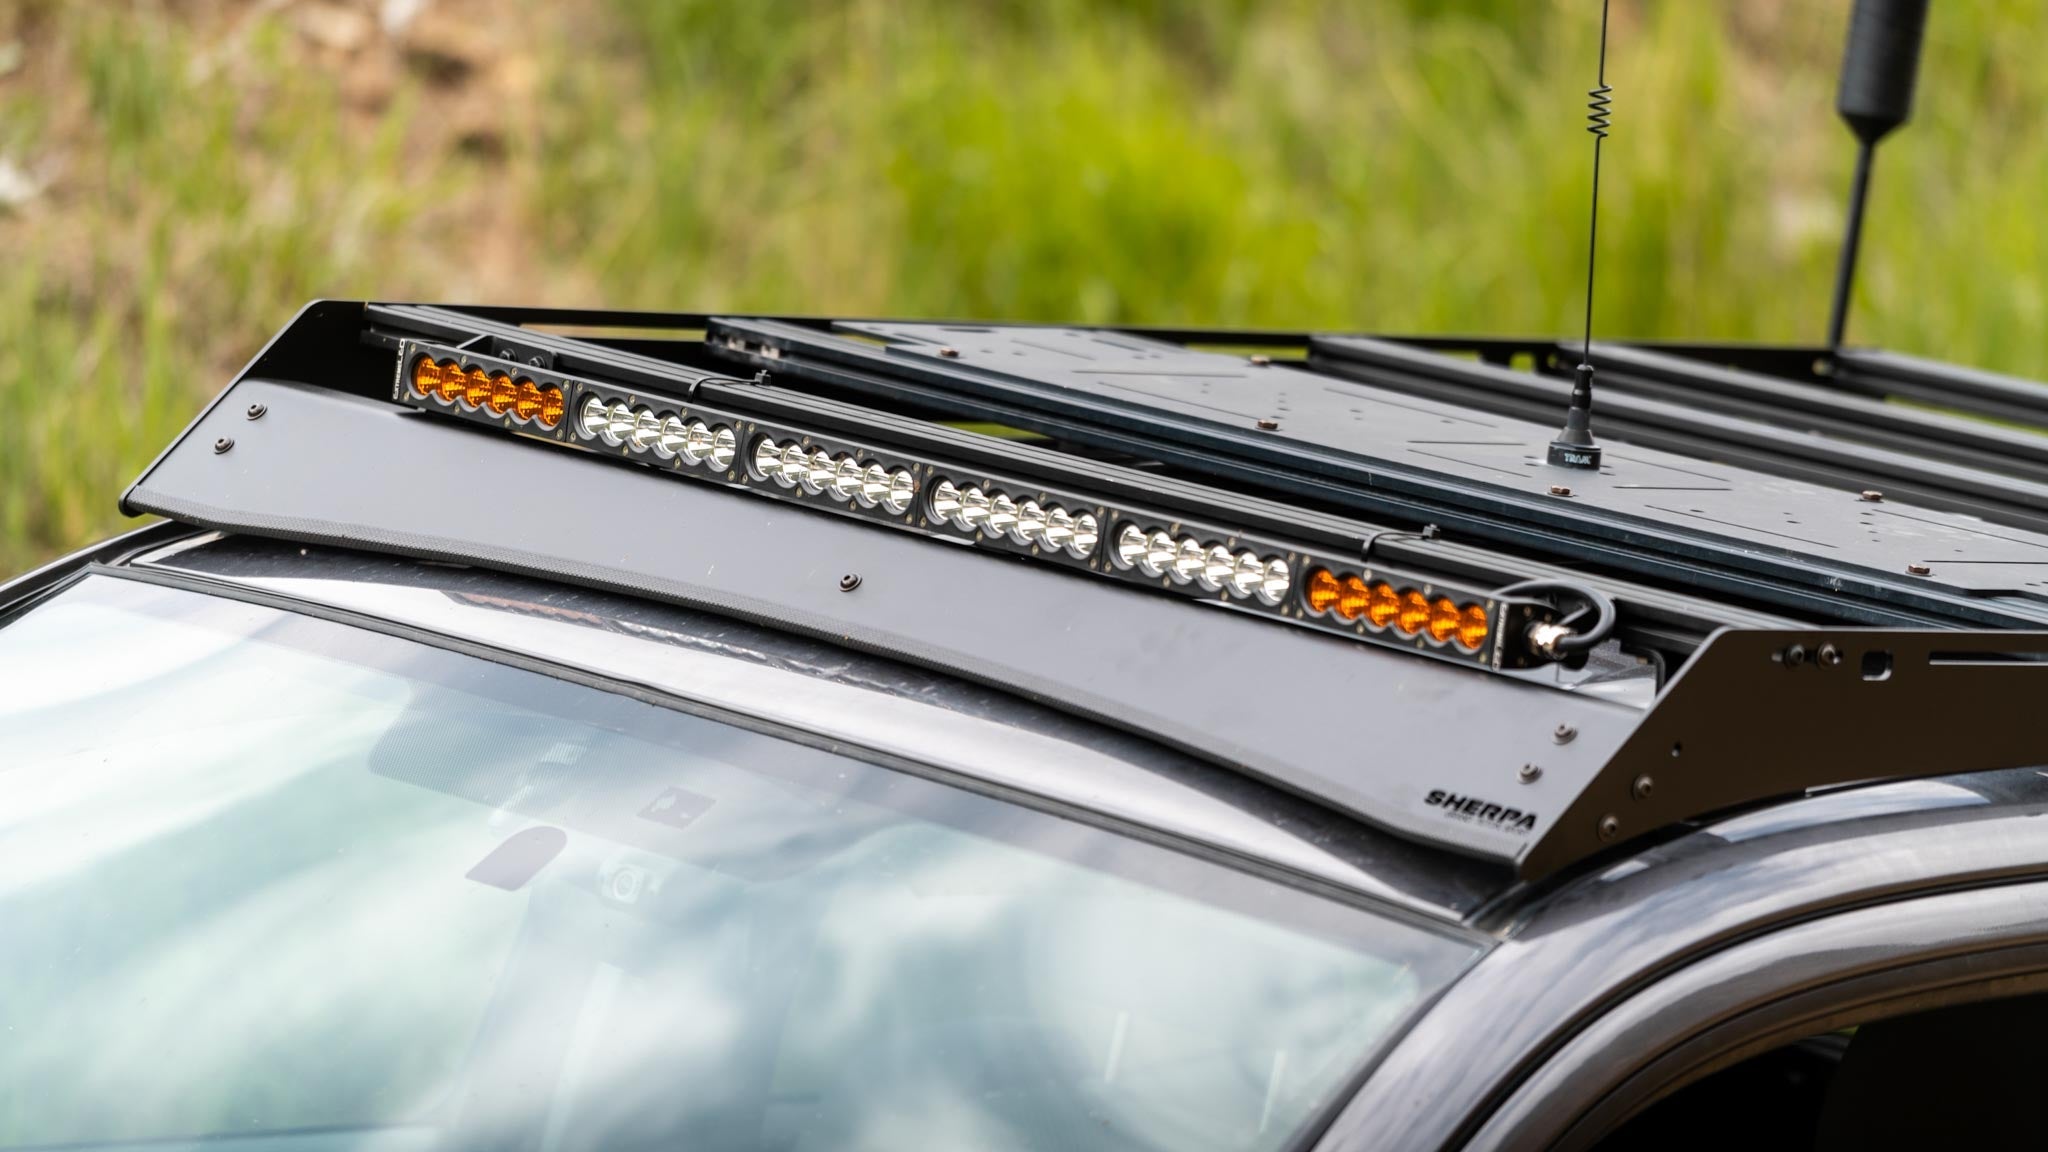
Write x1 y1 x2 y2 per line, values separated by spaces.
0 574 1479 1152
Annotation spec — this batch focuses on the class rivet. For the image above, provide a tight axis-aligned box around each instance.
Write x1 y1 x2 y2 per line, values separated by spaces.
1632 774 1654 800
838 573 862 592
1553 723 1577 744
213 437 234 454
1256 417 1281 431
1860 489 1884 503
1784 643 1807 668
245 403 266 420
1597 814 1621 841
1907 562 1932 576
1548 484 1572 497
936 346 960 359
1519 763 1542 784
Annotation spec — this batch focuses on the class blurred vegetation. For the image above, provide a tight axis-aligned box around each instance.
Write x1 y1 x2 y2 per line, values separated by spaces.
2 0 2046 573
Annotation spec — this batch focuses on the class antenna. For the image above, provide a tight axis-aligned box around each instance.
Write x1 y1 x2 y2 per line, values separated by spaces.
1547 0 1613 472
1826 0 1930 354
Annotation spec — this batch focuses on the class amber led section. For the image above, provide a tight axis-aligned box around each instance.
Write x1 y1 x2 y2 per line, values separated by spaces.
1427 597 1462 644
485 373 517 416
458 365 490 409
1457 604 1489 650
536 385 565 428
1396 590 1432 635
513 380 544 422
1367 582 1400 628
1305 568 1341 614
410 356 442 398
1335 575 1371 621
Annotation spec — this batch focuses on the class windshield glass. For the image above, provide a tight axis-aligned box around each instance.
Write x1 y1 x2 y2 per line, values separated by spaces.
0 575 1479 1152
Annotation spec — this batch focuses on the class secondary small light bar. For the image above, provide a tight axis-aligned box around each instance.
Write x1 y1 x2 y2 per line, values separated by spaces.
390 338 1518 670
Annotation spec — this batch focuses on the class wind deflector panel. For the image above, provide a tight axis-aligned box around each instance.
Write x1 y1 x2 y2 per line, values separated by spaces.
121 375 1643 870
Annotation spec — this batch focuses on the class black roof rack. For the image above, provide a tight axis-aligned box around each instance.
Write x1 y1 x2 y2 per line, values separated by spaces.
114 300 2048 881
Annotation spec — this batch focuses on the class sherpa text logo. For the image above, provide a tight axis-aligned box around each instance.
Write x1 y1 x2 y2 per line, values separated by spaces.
1425 790 1538 833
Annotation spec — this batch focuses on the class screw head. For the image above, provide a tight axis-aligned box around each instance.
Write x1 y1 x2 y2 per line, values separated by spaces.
1784 644 1808 668
1632 774 1655 801
1255 417 1281 431
936 346 960 359
1907 562 1932 576
1518 763 1543 784
838 573 862 592
1248 354 1272 366
213 437 233 454
245 403 266 420
1597 814 1621 842
1860 489 1884 502
1553 723 1577 744
1817 643 1843 668
1548 484 1573 497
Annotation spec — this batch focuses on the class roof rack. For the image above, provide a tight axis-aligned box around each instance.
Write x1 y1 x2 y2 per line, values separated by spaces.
113 300 2048 881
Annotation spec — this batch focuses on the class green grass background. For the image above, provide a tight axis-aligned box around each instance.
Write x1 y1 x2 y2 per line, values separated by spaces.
3 0 2045 574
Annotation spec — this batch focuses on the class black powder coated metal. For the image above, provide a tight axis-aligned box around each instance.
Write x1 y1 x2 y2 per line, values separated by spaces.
1833 347 2048 429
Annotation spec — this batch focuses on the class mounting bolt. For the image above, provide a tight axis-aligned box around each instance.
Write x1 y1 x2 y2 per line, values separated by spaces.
1548 484 1573 497
1518 763 1542 784
245 403 266 420
1255 417 1281 431
1860 489 1884 503
1784 643 1808 668
1553 723 1577 745
838 573 862 592
1907 562 1932 576
1249 354 1272 366
1817 643 1843 668
213 437 234 454
936 346 960 358
1632 774 1655 801
1597 814 1621 842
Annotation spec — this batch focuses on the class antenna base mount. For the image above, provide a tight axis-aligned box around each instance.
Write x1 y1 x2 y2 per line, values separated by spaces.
1546 362 1604 471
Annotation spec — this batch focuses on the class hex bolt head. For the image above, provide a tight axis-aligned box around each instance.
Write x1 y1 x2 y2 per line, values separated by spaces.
1784 644 1807 668
1249 354 1272 366
1255 417 1281 431
1632 774 1655 801
1860 489 1884 503
1553 723 1577 745
1548 484 1573 497
245 403 266 420
213 437 234 454
936 346 960 359
1907 562 1932 576
1817 643 1843 668
838 573 862 592
1598 814 1621 841
1518 763 1543 784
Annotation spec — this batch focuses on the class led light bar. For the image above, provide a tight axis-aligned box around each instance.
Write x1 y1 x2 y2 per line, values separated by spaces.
391 339 1523 670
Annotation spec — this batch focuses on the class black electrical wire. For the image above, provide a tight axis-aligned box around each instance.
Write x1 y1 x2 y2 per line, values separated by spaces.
1494 578 1618 656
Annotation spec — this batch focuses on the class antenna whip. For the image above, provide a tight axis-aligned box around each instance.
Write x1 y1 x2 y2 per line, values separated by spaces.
1548 0 1612 471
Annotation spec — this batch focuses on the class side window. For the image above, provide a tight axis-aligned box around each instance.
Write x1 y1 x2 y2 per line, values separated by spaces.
1593 991 2048 1151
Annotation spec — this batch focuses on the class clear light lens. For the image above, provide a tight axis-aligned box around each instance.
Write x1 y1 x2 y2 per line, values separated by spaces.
1115 525 1148 569
931 479 962 522
858 463 890 507
957 486 991 531
709 426 737 470
605 401 636 444
579 396 610 440
1229 551 1264 598
796 448 830 493
753 435 781 480
656 415 688 458
1143 530 1177 578
1044 507 1076 553
686 421 718 466
778 443 810 487
1171 537 1205 584
884 469 916 514
1013 500 1047 546
1258 559 1291 606
1068 512 1099 558
829 455 862 501
1198 544 1234 591
986 493 1018 537
629 407 662 452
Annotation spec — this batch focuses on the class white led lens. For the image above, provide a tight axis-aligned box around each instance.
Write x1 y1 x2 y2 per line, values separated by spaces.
1143 530 1177 578
629 407 662 453
1012 500 1047 546
606 401 636 444
1198 544 1234 591
1258 558 1291 605
687 421 718 467
753 434 782 479
709 426 737 470
884 469 916 514
1069 512 1099 558
656 415 688 458
579 396 610 441
778 443 810 487
931 480 962 522
1115 525 1148 569
1229 550 1264 598
858 463 890 507
1043 507 1076 552
957 486 991 531
829 455 862 501
986 493 1018 537
802 448 834 494
1171 537 1205 584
